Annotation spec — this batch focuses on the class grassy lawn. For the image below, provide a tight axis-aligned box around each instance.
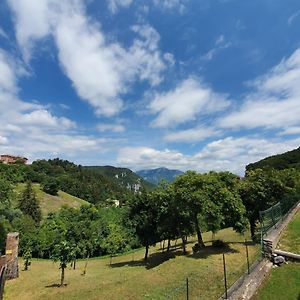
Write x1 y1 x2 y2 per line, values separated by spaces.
253 263 300 300
277 210 300 254
14 183 89 216
4 228 260 300
254 210 300 300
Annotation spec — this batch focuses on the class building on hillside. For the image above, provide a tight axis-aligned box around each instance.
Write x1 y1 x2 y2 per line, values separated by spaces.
0 155 28 165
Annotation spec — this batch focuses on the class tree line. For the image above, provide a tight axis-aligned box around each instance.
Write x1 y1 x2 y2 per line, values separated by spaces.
0 160 300 285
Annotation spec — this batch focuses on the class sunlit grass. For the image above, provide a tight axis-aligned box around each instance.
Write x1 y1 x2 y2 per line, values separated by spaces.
14 183 89 216
4 227 260 300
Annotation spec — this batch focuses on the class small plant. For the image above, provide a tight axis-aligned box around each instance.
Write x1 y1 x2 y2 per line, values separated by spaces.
212 239 226 248
192 243 202 253
23 248 32 271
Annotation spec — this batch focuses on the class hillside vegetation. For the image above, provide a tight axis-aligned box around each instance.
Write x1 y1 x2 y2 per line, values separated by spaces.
85 165 154 191
0 159 137 206
14 183 89 216
246 147 300 171
5 228 260 300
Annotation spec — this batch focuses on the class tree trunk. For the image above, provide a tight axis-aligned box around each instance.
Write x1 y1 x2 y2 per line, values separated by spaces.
181 236 187 255
162 240 165 253
83 255 89 275
24 259 29 271
167 238 171 252
194 214 205 248
144 245 149 261
73 260 76 270
250 220 256 239
60 266 65 286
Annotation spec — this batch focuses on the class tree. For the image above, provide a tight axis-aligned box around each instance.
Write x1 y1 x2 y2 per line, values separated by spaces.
42 178 59 195
173 171 247 249
51 240 75 286
23 247 32 271
239 169 286 238
18 181 42 224
128 191 159 261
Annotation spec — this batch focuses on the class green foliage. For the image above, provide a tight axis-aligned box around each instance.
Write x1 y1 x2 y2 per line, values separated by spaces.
240 168 300 238
85 165 155 193
42 178 59 195
17 181 42 224
23 247 32 271
246 146 300 171
51 240 76 286
128 191 160 260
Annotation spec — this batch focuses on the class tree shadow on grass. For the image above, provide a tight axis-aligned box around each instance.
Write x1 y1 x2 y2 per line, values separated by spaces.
45 283 67 288
110 249 183 270
110 242 239 269
187 243 239 260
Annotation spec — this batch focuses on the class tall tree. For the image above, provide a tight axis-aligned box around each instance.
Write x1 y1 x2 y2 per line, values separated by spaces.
18 181 42 224
128 191 159 261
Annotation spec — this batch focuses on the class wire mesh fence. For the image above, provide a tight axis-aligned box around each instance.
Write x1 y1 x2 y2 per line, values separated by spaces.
259 202 282 238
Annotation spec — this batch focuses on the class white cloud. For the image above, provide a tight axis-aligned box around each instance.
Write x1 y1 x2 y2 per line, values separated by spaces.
201 35 232 61
117 137 300 174
164 126 220 142
149 77 230 128
0 27 8 39
97 123 125 133
278 126 300 136
219 49 300 130
0 136 8 145
8 0 168 117
288 10 300 25
117 147 192 170
17 109 76 129
107 0 133 13
0 48 114 162
153 0 186 13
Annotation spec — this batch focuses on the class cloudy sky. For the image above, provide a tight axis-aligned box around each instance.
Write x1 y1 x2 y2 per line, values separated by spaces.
0 0 300 174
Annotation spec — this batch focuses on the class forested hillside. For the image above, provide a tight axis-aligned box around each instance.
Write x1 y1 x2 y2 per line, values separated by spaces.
0 159 136 205
85 166 154 191
246 147 300 171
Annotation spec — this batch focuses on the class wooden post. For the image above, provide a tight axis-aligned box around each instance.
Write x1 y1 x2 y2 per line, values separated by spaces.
186 277 189 300
223 254 228 299
245 241 250 275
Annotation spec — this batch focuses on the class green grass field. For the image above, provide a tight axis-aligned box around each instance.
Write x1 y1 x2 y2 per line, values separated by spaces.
254 210 300 300
277 210 300 254
14 183 89 216
4 228 259 300
253 263 300 300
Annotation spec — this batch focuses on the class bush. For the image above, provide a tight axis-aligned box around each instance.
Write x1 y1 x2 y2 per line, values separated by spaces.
42 178 59 195
212 239 226 248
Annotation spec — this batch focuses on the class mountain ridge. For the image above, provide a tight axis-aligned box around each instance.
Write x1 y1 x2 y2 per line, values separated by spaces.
137 167 184 185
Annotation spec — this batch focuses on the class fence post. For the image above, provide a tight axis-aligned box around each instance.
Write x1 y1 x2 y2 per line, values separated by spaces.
186 277 189 300
223 253 228 299
245 240 250 275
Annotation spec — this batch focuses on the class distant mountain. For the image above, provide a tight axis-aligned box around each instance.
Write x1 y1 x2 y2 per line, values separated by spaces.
136 167 184 185
84 166 155 192
246 147 300 172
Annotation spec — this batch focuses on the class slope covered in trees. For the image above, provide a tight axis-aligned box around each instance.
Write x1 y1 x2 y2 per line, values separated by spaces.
0 159 137 205
85 165 155 191
246 147 300 171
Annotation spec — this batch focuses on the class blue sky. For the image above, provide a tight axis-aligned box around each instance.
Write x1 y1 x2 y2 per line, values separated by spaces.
0 0 300 174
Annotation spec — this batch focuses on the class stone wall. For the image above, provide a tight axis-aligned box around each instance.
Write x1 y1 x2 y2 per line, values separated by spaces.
5 233 19 280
